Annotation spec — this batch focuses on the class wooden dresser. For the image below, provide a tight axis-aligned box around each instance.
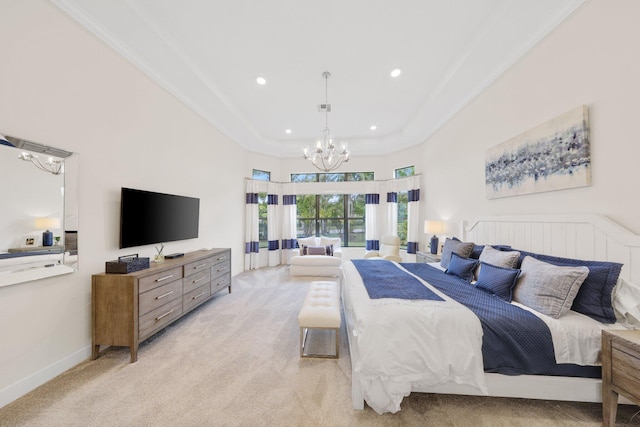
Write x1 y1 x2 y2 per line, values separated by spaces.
92 248 231 362
602 329 640 426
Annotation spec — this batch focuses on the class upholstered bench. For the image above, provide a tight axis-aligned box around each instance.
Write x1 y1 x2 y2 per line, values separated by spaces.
289 255 342 277
298 281 341 358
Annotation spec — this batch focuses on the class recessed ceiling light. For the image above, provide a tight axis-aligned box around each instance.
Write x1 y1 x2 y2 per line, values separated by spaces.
285 129 292 134
390 68 402 78
370 125 377 130
256 76 266 85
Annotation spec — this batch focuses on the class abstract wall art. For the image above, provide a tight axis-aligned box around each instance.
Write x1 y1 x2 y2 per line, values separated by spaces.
485 105 591 199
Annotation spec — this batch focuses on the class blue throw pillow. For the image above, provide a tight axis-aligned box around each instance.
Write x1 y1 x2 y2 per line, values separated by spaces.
445 252 479 283
475 262 521 302
513 249 622 323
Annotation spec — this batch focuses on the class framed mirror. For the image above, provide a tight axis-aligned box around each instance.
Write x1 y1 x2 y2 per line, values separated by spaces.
0 133 78 287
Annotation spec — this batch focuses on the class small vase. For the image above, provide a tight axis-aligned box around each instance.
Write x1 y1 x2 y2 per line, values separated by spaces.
154 254 165 263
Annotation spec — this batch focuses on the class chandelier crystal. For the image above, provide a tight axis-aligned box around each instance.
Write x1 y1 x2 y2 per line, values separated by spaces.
303 71 350 172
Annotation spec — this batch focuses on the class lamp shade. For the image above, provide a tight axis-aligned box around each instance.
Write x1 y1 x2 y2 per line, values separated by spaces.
424 220 444 235
34 217 61 230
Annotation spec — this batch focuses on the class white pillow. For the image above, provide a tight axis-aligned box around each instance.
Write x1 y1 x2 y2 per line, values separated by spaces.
320 236 341 250
613 277 640 329
297 236 318 248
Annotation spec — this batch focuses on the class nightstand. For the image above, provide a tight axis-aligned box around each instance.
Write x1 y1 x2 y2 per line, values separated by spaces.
416 251 441 264
602 329 640 427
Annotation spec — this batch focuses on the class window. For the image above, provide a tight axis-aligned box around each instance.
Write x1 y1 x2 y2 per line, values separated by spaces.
257 192 268 248
395 165 414 178
252 169 271 181
393 166 413 248
397 191 408 248
291 172 374 182
296 193 366 247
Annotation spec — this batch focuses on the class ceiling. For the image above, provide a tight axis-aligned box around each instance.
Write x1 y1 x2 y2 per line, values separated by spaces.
52 0 585 157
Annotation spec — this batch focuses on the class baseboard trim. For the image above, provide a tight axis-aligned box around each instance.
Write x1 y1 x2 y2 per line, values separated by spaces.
0 345 91 408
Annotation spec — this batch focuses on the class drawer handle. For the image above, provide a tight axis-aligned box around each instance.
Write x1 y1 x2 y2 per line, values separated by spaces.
217 255 227 261
156 309 174 321
192 292 205 300
194 263 207 269
192 277 204 284
156 290 174 300
156 274 174 282
216 267 226 272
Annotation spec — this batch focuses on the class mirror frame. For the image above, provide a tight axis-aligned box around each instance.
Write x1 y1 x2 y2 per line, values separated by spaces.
0 134 79 287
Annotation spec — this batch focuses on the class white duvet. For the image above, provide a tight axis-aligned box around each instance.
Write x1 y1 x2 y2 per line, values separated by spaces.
342 260 624 414
342 261 487 414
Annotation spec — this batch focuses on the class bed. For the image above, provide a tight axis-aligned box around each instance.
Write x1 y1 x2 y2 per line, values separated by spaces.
342 214 640 414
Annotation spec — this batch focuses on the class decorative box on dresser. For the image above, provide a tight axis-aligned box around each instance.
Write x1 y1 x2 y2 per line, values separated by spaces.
92 248 231 362
602 329 640 427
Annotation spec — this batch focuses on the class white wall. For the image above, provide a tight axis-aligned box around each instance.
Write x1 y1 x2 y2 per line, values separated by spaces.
0 0 246 406
419 0 640 237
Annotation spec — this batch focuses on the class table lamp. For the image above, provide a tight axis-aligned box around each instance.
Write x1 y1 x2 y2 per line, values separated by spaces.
35 217 61 247
424 220 445 254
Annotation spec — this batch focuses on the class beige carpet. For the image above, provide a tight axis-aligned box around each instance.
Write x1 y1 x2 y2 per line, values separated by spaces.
1 265 639 427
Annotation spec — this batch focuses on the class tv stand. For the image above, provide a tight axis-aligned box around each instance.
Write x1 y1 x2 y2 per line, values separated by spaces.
91 248 231 362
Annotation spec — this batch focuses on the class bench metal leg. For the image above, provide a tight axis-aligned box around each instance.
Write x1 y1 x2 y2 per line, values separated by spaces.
299 327 339 359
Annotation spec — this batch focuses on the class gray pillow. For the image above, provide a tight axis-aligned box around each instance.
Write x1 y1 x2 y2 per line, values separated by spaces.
513 256 589 318
440 238 474 269
475 245 521 280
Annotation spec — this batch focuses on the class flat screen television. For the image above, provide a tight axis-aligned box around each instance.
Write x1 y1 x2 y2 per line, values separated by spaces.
119 187 200 249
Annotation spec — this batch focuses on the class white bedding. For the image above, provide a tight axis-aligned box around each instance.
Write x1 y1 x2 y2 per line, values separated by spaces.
342 261 487 414
343 260 626 414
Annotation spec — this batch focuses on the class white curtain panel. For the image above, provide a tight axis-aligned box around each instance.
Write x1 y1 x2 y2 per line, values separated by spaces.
244 179 260 270
266 182 280 267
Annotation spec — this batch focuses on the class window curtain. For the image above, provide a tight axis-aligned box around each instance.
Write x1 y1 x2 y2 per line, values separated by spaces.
266 184 280 267
365 193 380 250
406 188 420 254
386 192 398 238
244 180 260 270
281 194 297 265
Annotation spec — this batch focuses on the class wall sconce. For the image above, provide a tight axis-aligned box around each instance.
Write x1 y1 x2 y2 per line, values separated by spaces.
35 217 61 247
19 152 63 175
424 220 445 254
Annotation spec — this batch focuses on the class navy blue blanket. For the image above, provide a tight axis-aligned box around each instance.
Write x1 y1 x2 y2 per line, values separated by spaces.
400 263 600 378
351 260 443 301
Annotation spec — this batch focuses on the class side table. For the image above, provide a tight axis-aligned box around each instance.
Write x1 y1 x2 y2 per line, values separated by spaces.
416 251 441 264
601 329 640 426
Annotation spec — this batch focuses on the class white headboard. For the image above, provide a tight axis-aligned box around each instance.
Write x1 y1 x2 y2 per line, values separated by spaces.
463 214 640 284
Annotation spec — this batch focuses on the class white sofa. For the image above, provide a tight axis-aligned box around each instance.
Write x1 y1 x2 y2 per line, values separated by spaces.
289 236 342 277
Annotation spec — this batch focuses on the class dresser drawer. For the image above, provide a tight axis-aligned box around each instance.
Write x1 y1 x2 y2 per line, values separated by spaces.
211 274 231 295
211 250 230 265
139 267 183 294
183 284 211 312
139 297 183 340
183 269 211 294
211 260 231 280
139 279 183 316
184 257 216 277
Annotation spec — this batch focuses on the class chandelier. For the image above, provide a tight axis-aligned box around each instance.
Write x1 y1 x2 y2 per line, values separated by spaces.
18 152 63 175
303 71 350 172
